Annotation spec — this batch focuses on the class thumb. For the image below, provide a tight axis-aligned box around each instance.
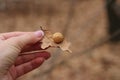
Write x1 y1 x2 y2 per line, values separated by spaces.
3 30 44 54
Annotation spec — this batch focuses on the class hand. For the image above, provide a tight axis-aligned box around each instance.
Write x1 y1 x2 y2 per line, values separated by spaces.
0 31 51 80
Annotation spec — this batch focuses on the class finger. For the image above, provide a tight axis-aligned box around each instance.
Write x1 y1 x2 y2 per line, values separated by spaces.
21 42 50 53
2 30 44 54
21 42 43 53
0 32 28 40
15 51 51 66
15 57 45 78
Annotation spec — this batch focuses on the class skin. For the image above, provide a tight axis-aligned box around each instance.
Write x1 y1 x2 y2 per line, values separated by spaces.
0 31 51 80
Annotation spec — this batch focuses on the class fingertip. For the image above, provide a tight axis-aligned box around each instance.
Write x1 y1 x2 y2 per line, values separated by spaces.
36 57 45 63
34 30 44 38
42 51 51 59
35 51 51 60
32 57 45 67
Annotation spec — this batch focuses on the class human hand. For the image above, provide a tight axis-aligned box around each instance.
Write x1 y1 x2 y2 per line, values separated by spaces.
0 31 51 80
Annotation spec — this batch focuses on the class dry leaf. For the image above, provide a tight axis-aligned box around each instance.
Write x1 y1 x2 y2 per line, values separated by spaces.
41 27 72 53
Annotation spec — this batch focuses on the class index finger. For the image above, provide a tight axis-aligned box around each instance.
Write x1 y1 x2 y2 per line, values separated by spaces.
0 31 30 40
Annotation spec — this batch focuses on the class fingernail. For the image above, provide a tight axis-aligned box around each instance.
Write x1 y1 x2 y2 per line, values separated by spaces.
34 30 44 37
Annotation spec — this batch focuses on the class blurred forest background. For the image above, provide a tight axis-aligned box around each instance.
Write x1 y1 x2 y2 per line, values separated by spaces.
0 0 120 80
